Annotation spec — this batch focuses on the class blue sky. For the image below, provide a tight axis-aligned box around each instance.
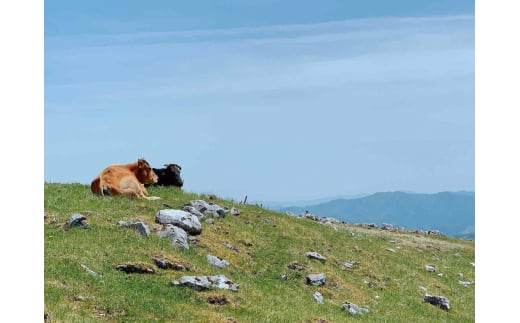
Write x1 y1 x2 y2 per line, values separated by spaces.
44 0 475 202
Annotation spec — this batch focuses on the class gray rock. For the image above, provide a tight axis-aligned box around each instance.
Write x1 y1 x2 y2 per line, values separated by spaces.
425 265 437 272
313 292 324 304
301 211 319 221
117 221 129 227
171 275 239 291
80 264 100 277
458 280 472 287
344 261 358 270
305 252 327 262
230 207 240 216
183 206 205 220
129 222 150 237
381 223 397 231
423 294 450 311
386 248 396 253
65 213 89 230
223 243 238 251
156 209 202 235
207 254 230 268
341 302 370 315
157 225 189 250
190 200 226 218
306 273 326 286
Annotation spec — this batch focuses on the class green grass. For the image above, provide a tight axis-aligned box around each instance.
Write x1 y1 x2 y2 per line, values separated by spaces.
44 183 475 322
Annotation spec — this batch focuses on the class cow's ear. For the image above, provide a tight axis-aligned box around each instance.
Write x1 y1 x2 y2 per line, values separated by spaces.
138 158 145 168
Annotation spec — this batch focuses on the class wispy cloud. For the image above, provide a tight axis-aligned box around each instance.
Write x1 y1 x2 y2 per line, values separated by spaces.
46 14 474 105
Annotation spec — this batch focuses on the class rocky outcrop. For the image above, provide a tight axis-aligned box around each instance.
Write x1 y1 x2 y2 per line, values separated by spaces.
171 275 239 291
190 200 227 218
156 209 202 235
305 252 327 262
207 255 230 269
423 294 450 311
65 214 89 230
306 273 326 286
157 224 189 250
341 302 370 315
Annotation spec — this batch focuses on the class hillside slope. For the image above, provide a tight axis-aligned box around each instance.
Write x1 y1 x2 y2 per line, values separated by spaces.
280 192 475 239
44 184 475 322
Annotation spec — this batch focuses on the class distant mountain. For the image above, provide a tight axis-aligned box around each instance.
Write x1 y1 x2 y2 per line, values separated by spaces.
254 193 370 210
279 191 475 239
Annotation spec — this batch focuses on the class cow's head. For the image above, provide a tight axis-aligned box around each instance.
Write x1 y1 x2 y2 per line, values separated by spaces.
164 163 184 187
136 158 159 184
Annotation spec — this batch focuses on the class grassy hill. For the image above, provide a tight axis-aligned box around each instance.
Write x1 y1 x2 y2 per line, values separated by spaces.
44 183 475 322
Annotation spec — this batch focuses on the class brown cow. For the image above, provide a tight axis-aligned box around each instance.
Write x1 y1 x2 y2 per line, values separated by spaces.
90 158 161 200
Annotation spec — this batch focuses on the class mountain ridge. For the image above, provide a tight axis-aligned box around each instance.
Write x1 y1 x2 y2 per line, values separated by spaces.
279 191 475 239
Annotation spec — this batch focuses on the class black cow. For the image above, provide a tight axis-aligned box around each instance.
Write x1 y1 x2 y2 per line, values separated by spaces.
148 164 184 187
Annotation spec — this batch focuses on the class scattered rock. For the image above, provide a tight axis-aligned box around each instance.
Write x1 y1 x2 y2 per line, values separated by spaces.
306 273 326 286
341 302 370 315
80 264 100 277
386 248 396 253
280 273 290 280
171 275 239 291
223 243 239 252
73 295 85 302
65 214 89 230
425 265 437 272
116 262 155 274
207 255 230 269
183 206 205 220
313 291 324 304
117 221 129 227
458 280 472 287
344 261 358 270
418 285 428 291
230 207 240 216
190 200 226 218
381 223 397 231
129 222 150 237
470 262 475 267
305 251 327 262
427 230 443 236
156 209 202 235
157 224 189 250
301 211 319 221
423 294 450 311
151 256 191 271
